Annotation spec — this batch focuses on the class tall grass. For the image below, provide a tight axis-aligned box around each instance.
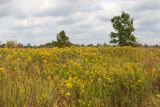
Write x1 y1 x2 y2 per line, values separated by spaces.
0 46 159 106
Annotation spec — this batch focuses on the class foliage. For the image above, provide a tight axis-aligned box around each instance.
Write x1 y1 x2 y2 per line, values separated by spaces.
5 40 20 48
87 44 94 47
0 47 160 106
39 42 54 48
110 11 137 46
0 44 5 48
52 30 72 47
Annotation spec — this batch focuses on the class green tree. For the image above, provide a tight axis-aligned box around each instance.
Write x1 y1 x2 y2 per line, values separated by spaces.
110 11 136 46
53 30 72 47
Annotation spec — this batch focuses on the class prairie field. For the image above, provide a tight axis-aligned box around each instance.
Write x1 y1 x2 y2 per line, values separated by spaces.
0 46 160 107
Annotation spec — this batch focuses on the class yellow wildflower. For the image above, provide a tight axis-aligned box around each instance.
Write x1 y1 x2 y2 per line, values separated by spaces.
65 92 71 96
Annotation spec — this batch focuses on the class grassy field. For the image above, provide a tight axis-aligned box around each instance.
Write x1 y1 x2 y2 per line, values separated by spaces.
0 46 160 107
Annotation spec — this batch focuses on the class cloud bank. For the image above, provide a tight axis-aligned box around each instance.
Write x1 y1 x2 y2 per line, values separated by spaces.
0 0 159 45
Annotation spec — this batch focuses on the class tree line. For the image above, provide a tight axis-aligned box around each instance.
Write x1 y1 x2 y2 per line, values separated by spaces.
0 11 159 48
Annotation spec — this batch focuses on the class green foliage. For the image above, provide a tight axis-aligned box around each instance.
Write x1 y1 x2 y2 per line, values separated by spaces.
53 30 72 47
88 44 94 47
39 42 54 48
110 11 136 46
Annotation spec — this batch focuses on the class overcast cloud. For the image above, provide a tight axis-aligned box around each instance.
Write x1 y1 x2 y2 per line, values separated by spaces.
0 0 159 45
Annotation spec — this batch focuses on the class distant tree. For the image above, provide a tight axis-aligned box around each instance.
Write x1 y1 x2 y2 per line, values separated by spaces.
88 44 94 47
153 44 160 47
0 41 4 48
17 43 24 48
39 42 55 48
110 11 136 46
27 43 31 47
103 43 107 47
96 44 101 47
143 43 149 47
53 30 72 48
135 43 142 47
33 45 38 48
24 43 32 48
0 44 5 48
5 40 19 48
44 42 54 47
74 44 81 47
82 44 85 47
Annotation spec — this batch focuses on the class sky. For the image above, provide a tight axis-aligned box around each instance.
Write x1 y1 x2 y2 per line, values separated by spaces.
0 0 160 45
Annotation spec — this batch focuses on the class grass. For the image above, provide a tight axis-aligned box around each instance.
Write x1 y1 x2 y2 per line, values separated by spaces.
0 46 160 107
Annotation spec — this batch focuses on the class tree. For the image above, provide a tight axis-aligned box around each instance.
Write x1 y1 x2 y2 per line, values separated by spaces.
24 43 32 48
39 42 55 48
88 44 94 47
110 11 136 46
53 30 72 47
5 40 19 48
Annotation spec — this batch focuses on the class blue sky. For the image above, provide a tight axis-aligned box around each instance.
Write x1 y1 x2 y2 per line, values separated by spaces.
0 0 160 45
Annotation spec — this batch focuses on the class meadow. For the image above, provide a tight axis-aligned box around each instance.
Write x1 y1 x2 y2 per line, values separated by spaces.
0 46 160 107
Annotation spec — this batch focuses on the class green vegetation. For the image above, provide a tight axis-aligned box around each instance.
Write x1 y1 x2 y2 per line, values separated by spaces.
110 11 137 46
52 30 72 48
